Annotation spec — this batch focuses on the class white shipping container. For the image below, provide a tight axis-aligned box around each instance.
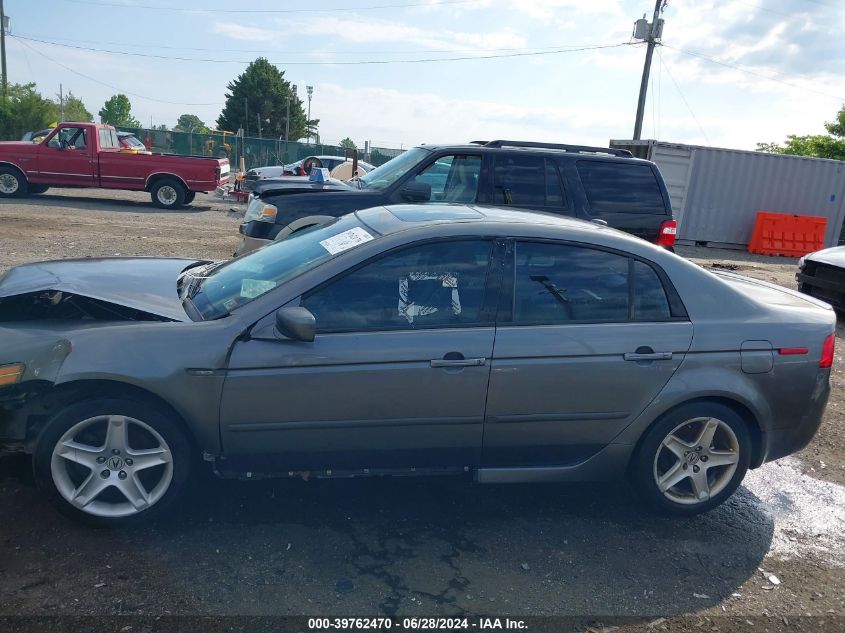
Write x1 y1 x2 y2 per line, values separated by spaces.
610 140 845 249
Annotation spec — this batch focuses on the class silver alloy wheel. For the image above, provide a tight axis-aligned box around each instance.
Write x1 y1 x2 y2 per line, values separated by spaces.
50 414 174 518
0 173 20 194
156 185 178 206
652 416 740 505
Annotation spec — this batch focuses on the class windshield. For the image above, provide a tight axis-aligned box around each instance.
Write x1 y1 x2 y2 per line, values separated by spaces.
357 147 429 190
187 215 378 320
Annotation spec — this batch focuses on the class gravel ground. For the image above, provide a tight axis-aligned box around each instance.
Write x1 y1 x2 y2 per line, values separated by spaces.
0 190 843 632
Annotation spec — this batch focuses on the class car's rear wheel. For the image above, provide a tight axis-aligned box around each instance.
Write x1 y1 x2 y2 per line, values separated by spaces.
150 179 186 209
33 398 193 527
632 402 751 516
0 166 28 198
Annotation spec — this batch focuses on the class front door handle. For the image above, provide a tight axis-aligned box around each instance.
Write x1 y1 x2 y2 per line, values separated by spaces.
430 357 486 368
624 348 673 361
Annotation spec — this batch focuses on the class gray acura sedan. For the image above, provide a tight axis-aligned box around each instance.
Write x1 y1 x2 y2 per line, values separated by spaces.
0 205 835 526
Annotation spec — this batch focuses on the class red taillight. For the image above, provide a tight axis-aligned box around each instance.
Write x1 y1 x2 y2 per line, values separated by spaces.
656 219 677 247
820 333 835 368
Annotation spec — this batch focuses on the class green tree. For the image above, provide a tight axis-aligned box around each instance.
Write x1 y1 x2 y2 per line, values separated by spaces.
339 137 357 150
0 83 56 140
216 58 318 140
174 113 207 133
56 91 93 122
99 94 141 127
757 104 845 161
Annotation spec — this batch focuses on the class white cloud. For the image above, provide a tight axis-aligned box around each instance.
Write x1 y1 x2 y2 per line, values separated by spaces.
211 22 275 42
281 16 528 52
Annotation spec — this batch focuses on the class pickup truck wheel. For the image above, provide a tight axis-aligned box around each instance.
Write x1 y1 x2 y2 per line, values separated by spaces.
29 184 50 195
184 191 196 204
0 166 28 198
151 179 186 209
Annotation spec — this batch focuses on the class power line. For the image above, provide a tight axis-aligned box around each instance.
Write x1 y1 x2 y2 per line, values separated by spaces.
664 43 845 102
11 34 632 66
10 36 223 106
11 32 600 56
63 0 482 14
656 48 711 145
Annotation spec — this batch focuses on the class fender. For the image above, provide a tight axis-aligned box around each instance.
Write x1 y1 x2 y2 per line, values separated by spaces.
145 172 190 191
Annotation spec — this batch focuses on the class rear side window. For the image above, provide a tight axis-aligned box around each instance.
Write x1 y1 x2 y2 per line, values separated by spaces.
493 155 566 209
576 161 666 215
632 260 671 320
510 242 676 324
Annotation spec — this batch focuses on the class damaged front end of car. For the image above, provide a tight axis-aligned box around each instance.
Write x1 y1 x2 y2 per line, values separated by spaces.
0 257 207 454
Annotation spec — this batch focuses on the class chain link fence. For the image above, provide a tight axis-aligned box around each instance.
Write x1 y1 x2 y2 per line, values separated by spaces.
117 127 403 170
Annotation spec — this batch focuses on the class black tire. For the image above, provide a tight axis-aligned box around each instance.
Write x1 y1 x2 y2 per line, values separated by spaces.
150 178 187 209
631 402 751 517
28 184 50 195
32 397 194 527
184 191 196 204
0 166 29 198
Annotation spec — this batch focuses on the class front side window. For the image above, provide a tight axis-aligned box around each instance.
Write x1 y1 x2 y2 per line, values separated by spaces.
576 161 666 215
48 127 88 150
413 155 482 203
303 240 493 332
493 156 566 209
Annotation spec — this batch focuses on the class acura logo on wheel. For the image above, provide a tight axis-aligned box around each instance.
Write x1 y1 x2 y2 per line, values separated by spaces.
108 456 124 470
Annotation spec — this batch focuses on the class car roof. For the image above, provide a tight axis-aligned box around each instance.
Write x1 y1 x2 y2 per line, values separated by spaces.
357 203 635 242
414 143 655 166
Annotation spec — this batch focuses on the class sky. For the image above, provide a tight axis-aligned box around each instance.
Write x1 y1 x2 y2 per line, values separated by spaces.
3 0 844 151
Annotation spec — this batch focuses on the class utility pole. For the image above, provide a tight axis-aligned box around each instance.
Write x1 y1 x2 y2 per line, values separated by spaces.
306 85 313 145
257 113 262 139
632 0 666 140
59 83 64 121
243 97 249 137
1 0 8 101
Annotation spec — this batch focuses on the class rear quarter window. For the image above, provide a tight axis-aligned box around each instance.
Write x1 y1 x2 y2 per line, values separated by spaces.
576 160 667 215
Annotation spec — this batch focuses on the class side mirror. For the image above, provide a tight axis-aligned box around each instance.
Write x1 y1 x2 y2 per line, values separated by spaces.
400 180 431 202
274 306 316 342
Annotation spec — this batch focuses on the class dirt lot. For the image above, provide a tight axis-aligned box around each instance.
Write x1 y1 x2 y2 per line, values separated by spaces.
1 189 843 632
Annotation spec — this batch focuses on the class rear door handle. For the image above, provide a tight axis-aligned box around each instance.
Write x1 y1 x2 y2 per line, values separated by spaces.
430 358 486 368
624 351 673 361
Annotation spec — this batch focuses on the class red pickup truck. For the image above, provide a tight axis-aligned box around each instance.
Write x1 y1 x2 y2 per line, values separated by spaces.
0 122 230 209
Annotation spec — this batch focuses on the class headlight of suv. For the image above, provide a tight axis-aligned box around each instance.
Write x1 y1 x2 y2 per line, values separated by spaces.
0 363 25 387
798 255 808 270
244 196 278 223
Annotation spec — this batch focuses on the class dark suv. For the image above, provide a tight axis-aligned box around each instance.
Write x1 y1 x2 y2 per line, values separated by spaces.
235 140 677 255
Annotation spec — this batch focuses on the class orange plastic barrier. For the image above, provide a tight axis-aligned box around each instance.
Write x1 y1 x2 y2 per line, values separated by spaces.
747 211 827 257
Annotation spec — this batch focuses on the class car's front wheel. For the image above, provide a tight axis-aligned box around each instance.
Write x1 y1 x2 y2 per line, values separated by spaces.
33 397 193 527
632 402 751 516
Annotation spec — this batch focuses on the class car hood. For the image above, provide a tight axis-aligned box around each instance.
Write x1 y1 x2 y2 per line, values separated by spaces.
805 246 845 267
251 176 356 196
0 257 204 322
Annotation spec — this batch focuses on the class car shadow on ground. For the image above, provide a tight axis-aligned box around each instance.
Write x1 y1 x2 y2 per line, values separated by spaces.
0 454 774 618
1 194 218 215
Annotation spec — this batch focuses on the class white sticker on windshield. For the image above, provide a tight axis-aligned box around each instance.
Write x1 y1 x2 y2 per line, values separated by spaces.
240 278 277 299
319 227 374 255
